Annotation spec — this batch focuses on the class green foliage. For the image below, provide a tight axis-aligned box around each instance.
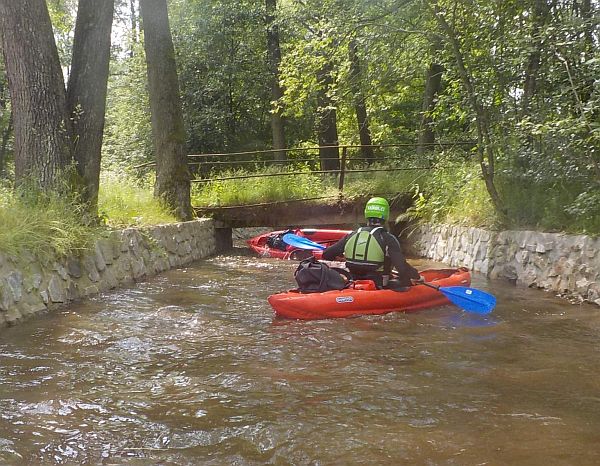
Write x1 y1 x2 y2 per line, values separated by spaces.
97 175 178 228
102 42 153 179
94 0 598 236
277 0 427 147
191 165 335 207
340 163 428 200
497 176 600 235
0 183 99 259
47 0 77 68
402 162 497 228
565 191 600 234
169 0 273 153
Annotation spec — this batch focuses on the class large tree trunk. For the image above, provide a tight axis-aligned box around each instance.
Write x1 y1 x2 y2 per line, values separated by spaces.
67 0 114 216
140 0 192 221
0 0 73 192
266 0 287 161
316 63 340 171
349 40 374 163
519 0 551 165
417 38 443 156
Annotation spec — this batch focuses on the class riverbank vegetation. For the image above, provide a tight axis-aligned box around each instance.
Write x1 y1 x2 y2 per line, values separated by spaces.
0 179 175 258
98 176 178 228
0 0 598 251
0 183 98 258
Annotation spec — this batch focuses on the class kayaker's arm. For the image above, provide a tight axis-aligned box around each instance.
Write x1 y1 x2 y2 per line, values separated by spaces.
385 234 421 284
322 235 350 261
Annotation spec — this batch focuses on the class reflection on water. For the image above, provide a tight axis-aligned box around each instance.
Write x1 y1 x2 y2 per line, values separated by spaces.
1 249 600 465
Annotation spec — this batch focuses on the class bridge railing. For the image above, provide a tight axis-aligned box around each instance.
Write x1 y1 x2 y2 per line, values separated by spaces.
185 142 475 192
134 142 475 208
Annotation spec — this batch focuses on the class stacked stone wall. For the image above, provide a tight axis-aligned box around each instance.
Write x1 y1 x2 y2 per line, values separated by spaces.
0 219 217 328
409 223 600 307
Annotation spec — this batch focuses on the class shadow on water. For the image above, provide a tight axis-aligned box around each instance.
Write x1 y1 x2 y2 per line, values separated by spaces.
1 249 600 465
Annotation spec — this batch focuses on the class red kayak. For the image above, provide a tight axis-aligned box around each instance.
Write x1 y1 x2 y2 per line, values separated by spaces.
268 268 471 320
247 228 351 260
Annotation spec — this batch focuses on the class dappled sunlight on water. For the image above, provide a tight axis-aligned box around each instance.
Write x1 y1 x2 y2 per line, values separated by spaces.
1 249 600 464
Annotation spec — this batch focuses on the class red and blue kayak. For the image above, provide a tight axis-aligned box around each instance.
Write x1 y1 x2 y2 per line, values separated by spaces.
268 268 471 320
247 228 351 260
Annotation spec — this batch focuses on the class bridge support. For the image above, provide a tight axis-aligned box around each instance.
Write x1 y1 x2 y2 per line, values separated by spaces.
213 221 233 252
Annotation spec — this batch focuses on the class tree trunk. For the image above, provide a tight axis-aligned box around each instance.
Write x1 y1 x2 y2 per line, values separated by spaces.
130 0 138 57
140 0 192 221
521 0 550 116
316 63 340 171
266 0 286 161
67 0 114 216
0 75 10 177
579 0 594 104
0 0 73 192
348 40 374 163
433 7 506 217
417 38 443 156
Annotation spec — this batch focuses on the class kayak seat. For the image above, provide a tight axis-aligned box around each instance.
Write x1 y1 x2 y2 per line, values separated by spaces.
385 278 410 292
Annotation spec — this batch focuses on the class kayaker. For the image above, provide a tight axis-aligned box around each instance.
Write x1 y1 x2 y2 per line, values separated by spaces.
321 197 422 289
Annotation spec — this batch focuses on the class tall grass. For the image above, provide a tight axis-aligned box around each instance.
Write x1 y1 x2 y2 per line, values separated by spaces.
0 176 178 259
402 162 599 234
0 184 99 259
400 163 496 228
341 163 430 200
498 177 600 234
98 175 177 227
191 165 335 206
191 163 428 206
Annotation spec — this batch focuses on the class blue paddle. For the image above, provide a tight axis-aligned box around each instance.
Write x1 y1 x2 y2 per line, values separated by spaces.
282 233 326 250
420 282 496 314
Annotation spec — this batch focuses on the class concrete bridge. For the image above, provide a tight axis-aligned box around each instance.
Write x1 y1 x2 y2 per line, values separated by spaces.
195 194 414 249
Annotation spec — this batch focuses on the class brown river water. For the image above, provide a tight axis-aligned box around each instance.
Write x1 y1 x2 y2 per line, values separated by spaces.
1 247 600 465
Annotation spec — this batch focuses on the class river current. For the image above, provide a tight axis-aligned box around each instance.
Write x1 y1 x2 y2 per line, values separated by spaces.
1 248 599 465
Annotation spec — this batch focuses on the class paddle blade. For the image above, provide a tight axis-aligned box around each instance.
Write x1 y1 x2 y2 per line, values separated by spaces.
438 286 496 314
282 233 326 250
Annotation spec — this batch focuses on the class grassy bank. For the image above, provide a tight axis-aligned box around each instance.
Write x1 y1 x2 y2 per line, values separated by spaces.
98 176 177 227
0 177 176 259
402 162 600 235
0 184 99 258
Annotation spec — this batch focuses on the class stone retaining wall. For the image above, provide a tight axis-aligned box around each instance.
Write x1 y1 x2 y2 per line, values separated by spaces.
0 219 218 328
409 223 600 307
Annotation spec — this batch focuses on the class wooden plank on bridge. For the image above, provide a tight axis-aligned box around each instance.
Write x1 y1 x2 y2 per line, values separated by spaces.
194 194 413 228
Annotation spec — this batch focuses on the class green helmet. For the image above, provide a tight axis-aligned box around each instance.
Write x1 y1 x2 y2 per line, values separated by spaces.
364 197 390 221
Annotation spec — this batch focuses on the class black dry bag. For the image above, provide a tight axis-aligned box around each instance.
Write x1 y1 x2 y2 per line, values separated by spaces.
294 257 348 293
